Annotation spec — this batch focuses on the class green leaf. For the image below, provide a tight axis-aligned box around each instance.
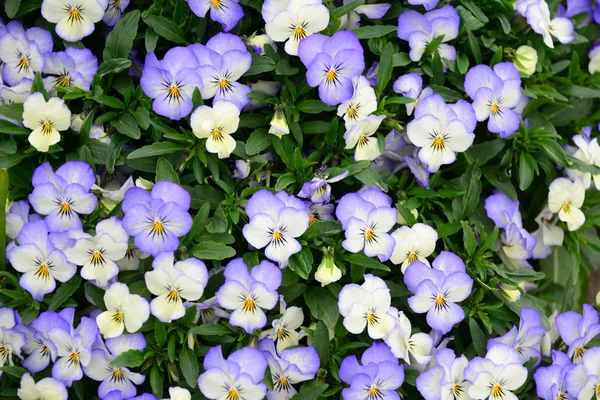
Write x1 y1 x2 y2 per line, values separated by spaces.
392 53 411 67
49 275 82 311
303 220 343 240
246 130 272 155
452 164 482 221
156 158 179 183
244 55 277 76
104 10 140 59
5 0 21 18
150 365 163 399
297 100 336 114
128 142 188 159
385 97 415 105
110 350 145 368
179 346 199 388
0 103 24 121
469 318 487 356
518 152 537 191
288 247 314 280
378 43 394 94
304 287 339 330
143 14 187 44
465 139 505 166
0 366 26 379
462 222 477 256
98 58 132 76
110 114 141 139
0 120 29 135
436 222 462 238
561 85 600 98
189 324 233 336
333 0 365 19
84 282 106 310
0 169 6 271
538 139 570 167
313 321 330 367
155 319 167 345
275 172 296 191
292 384 329 400
344 253 390 271
189 241 235 260
351 25 397 39
467 30 481 64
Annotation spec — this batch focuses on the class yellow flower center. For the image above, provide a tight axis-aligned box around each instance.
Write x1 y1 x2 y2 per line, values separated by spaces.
41 122 54 135
167 85 182 102
151 220 165 236
17 56 30 72
562 202 571 214
166 289 180 303
358 136 369 146
67 6 83 24
293 25 307 41
434 295 448 310
226 388 240 400
364 229 377 244
575 346 585 357
112 369 124 380
57 75 71 87
0 347 9 360
432 136 446 151
34 264 50 279
218 78 232 90
407 252 418 263
211 128 224 142
309 214 318 225
58 201 72 216
491 103 500 114
272 230 284 245
368 385 381 398
326 68 337 84
278 376 290 388
112 312 125 324
347 106 358 119
211 0 221 8
452 384 463 395
366 312 379 326
491 384 504 398
277 328 290 340
91 251 105 266
242 297 257 313
67 351 80 366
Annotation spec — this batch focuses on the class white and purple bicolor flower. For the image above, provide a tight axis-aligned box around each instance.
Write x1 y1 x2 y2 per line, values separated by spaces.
464 63 522 138
555 303 600 363
259 338 320 400
406 94 476 172
339 0 391 30
393 73 434 116
397 5 459 63
96 282 150 338
84 334 146 399
18 373 68 400
0 308 27 377
121 181 193 256
464 344 528 400
48 316 99 387
384 309 433 366
145 252 208 323
262 0 330 56
242 190 309 267
298 168 349 204
261 298 306 354
103 0 131 26
565 346 600 399
390 222 438 272
41 0 105 42
534 350 574 400
0 21 53 86
140 47 204 120
7 220 77 301
403 252 473 335
43 47 98 93
336 190 397 262
487 307 547 366
28 161 98 232
408 0 439 11
22 310 71 373
65 217 129 287
517 0 574 48
189 33 252 110
565 132 600 190
532 205 565 260
298 31 365 106
338 274 396 339
198 345 268 400
484 192 523 230
416 348 471 400
548 177 586 232
339 342 405 400
215 258 281 334
338 76 378 129
343 115 387 162
186 0 243 32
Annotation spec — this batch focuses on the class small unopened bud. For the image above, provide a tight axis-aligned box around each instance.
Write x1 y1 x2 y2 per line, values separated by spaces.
269 106 289 138
187 332 195 350
314 246 342 287
589 42 600 74
513 45 538 76
499 284 521 303
245 33 277 55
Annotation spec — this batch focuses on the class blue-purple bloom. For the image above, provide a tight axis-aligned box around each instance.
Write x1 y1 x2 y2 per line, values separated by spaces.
534 350 573 400
186 0 243 32
190 33 252 110
140 46 203 120
103 0 131 26
393 73 434 116
22 311 70 373
565 347 600 398
339 0 391 30
339 342 405 400
408 0 439 11
465 63 522 138
397 5 459 63
28 161 97 232
404 252 473 334
336 189 396 261
215 258 281 333
242 190 309 267
198 345 268 400
298 168 348 204
43 47 98 93
416 348 471 400
0 308 27 377
122 181 193 256
0 21 53 86
259 338 320 400
298 31 365 106
484 192 523 229
555 303 600 363
84 334 146 399
6 200 40 240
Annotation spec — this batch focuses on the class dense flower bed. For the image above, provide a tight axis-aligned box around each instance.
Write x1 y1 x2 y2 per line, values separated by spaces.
2 0 600 399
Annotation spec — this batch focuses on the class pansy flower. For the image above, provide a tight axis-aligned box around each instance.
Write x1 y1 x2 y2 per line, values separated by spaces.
190 100 240 159
18 373 67 400
390 223 438 272
416 348 471 400
103 0 131 26
565 347 600 398
343 115 386 161
384 310 433 365
555 304 600 363
23 93 72 152
0 308 27 378
339 0 391 30
261 298 306 353
41 0 105 42
338 76 378 129
298 168 349 204
186 0 243 32
96 283 150 338
534 350 573 400
547 177 586 231
393 73 434 116
22 311 71 373
42 47 98 93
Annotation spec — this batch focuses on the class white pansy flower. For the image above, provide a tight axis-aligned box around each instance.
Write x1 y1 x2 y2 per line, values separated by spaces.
23 93 71 152
338 76 378 129
343 114 386 161
41 0 105 42
261 298 306 353
191 100 240 159
566 134 600 189
384 310 433 365
547 177 586 231
96 283 150 338
390 223 438 273
17 373 67 400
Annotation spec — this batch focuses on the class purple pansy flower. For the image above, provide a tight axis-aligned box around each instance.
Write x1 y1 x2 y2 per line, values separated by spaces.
121 181 193 256
259 338 320 400
43 47 98 93
198 345 268 400
416 348 471 400
404 252 473 334
298 168 349 204
103 0 131 26
393 72 434 116
242 190 309 267
487 307 547 365
339 342 405 400
7 220 77 301
336 191 397 262
0 308 27 377
484 192 523 229
28 161 98 232
565 347 600 398
464 63 522 138
189 33 252 110
84 334 146 399
339 0 391 30
500 222 537 264
186 0 243 32
555 304 600 363
0 21 53 86
408 0 440 11
22 311 71 373
140 47 203 120
397 5 459 63
534 350 573 400
298 31 365 106
215 259 281 333
6 200 40 241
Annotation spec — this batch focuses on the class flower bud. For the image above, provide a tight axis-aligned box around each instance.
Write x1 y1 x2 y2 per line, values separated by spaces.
499 283 521 303
314 247 342 287
245 33 277 55
513 45 538 76
269 106 289 138
589 42 600 74
135 177 154 190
